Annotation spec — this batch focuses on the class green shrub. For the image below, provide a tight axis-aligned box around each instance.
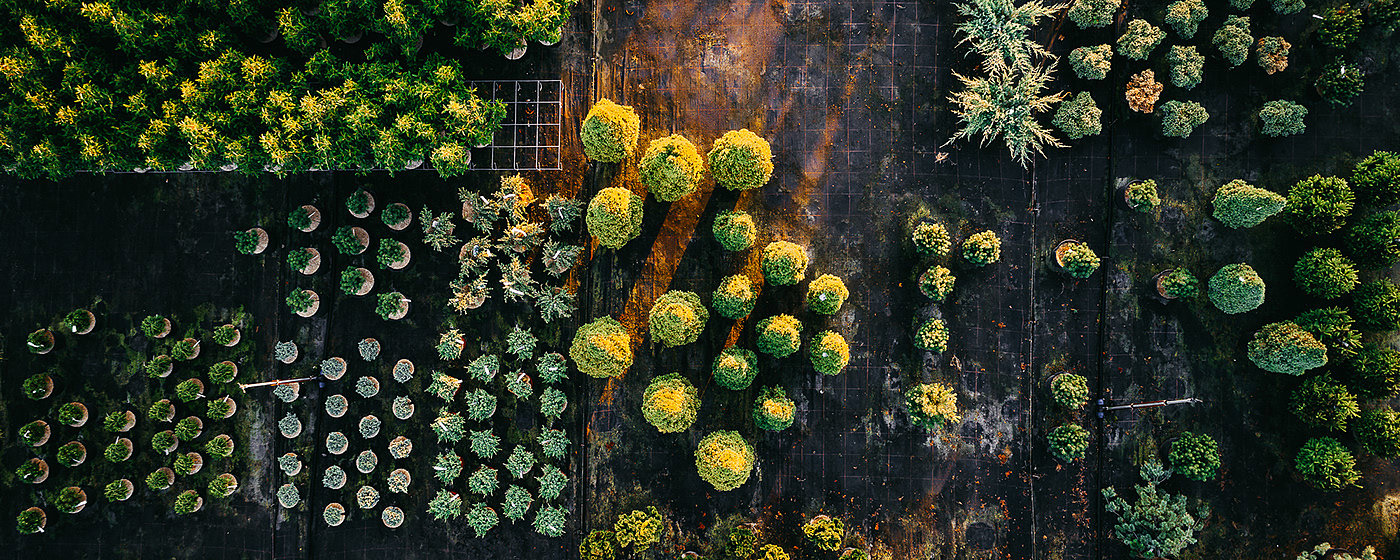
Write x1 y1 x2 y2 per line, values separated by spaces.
1102 463 1209 557
1271 0 1304 13
948 64 1064 167
906 382 960 429
920 266 956 302
810 331 850 375
914 318 949 353
803 515 846 551
586 187 644 249
1159 268 1199 298
1294 307 1362 363
1126 180 1160 211
713 348 759 390
756 314 803 357
641 373 700 433
1287 175 1353 236
1345 344 1399 398
1318 3 1362 49
759 544 790 560
1295 437 1360 491
581 99 640 163
1247 321 1327 375
713 211 757 251
962 230 1001 265
1256 36 1291 74
1317 57 1366 107
580 530 619 560
1213 16 1252 67
1356 407 1400 457
694 431 755 491
1353 280 1400 331
1166 46 1205 89
640 134 703 201
912 222 952 256
1258 100 1307 137
1056 241 1100 278
1067 0 1120 27
807 274 849 314
713 275 758 319
1069 44 1112 80
1290 377 1358 431
1293 247 1358 299
708 129 774 191
1048 423 1089 462
1168 432 1220 481
753 386 796 431
1052 91 1102 140
1212 179 1286 228
570 317 633 378
614 506 663 551
1352 151 1400 207
1208 263 1265 314
1159 100 1209 138
1050 373 1089 409
1348 211 1400 269
1117 19 1165 60
761 241 808 285
1165 0 1208 38
728 525 759 558
649 291 707 347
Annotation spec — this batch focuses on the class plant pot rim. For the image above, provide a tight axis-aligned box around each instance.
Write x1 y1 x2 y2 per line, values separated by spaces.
1153 269 1177 299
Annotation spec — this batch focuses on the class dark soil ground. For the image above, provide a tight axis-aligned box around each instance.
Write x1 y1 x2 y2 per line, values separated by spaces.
1 0 1399 559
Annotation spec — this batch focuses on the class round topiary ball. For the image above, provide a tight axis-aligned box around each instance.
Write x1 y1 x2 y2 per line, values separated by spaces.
912 222 951 256
752 387 795 431
586 187 644 249
641 373 700 433
761 241 808 286
809 331 850 375
648 291 708 347
713 211 757 251
694 431 755 491
755 314 803 358
581 99 640 163
914 318 948 353
713 275 758 320
569 317 633 378
806 275 849 315
708 129 773 191
1208 263 1265 314
713 348 759 390
639 135 704 201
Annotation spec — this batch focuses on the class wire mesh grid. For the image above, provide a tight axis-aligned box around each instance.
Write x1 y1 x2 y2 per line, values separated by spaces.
470 80 564 171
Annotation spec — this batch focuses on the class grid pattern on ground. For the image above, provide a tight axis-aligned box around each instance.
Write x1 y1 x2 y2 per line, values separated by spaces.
470 80 564 171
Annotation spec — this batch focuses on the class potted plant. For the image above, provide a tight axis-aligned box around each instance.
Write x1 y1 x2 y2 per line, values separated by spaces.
1124 180 1161 212
326 431 349 455
357 450 378 474
387 468 411 493
356 485 379 508
22 372 53 400
287 247 321 275
286 289 320 317
152 430 178 454
273 383 300 403
146 468 175 491
142 314 173 338
324 503 347 526
209 361 238 383
359 414 381 438
279 413 303 438
393 359 414 383
174 452 204 475
341 267 375 295
234 228 269 255
171 338 200 361
20 420 50 446
146 354 174 378
357 376 381 398
15 458 48 483
105 437 134 462
175 416 204 441
64 308 96 334
382 203 412 230
376 291 409 320
1053 240 1101 279
279 453 302 476
206 434 234 458
105 479 134 502
359 338 381 360
382 506 405 528
324 465 347 490
288 205 322 232
332 226 370 255
53 486 87 514
1155 268 1199 299
57 401 88 427
27 328 54 354
56 441 86 467
176 378 205 403
436 328 464 360
347 188 376 218
103 409 137 432
321 357 348 380
149 400 176 422
377 239 412 269
393 396 415 420
17 507 46 534
275 341 299 364
209 473 238 498
211 324 241 346
173 490 202 514
207 395 237 419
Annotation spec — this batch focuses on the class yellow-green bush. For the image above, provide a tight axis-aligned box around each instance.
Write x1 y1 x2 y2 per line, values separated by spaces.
761 241 808 285
756 314 803 357
581 99 640 163
713 348 759 390
753 386 795 431
639 135 703 201
648 291 708 347
694 431 755 491
708 129 774 191
569 317 632 378
713 275 758 319
586 187 644 249
809 330 850 375
713 211 757 251
907 383 961 429
806 274 849 315
641 373 700 433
